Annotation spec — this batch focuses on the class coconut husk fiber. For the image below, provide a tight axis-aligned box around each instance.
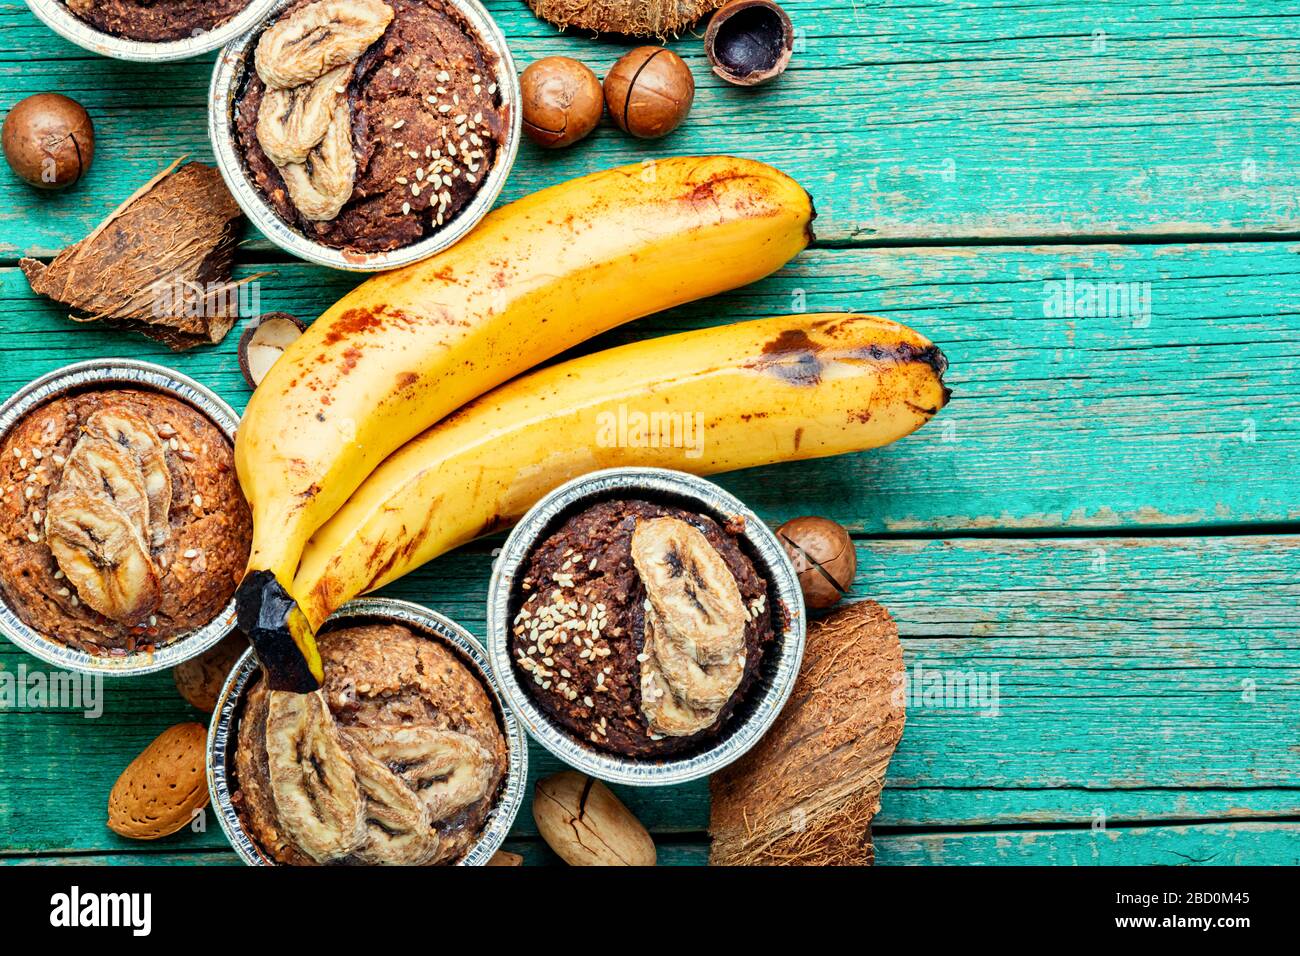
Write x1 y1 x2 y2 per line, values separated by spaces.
709 600 906 865
527 0 727 38
20 159 251 351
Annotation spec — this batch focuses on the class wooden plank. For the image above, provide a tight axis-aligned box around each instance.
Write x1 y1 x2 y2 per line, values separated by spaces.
3 0 1298 256
875 822 1300 866
4 240 1298 535
5 822 1298 865
3 534 1296 855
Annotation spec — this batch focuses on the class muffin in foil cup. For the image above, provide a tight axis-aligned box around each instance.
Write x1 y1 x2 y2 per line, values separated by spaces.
487 467 807 787
208 0 521 271
208 597 529 865
0 359 242 676
25 0 282 62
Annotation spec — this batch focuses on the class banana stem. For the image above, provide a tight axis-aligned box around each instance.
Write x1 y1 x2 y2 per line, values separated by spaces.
235 570 324 692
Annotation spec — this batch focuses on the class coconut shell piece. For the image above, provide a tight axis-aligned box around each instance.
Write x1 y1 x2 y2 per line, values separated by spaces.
709 600 905 865
704 0 794 86
19 158 253 351
527 0 727 38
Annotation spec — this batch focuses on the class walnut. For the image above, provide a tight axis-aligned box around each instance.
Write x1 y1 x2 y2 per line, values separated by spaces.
629 516 748 737
254 0 394 90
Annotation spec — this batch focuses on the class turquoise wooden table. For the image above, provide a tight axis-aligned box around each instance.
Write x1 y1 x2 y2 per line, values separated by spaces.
2 0 1298 866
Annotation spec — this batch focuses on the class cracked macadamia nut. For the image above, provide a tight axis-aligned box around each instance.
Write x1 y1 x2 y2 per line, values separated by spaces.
777 516 856 609
2 93 95 190
521 57 603 149
603 47 694 139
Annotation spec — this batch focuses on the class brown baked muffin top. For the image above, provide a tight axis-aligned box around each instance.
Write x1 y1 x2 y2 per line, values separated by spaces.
64 0 254 43
234 623 508 865
234 0 504 253
510 500 775 759
0 389 250 654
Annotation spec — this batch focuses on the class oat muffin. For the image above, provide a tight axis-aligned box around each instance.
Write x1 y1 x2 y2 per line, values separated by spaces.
0 389 250 655
234 0 505 253
234 623 508 865
510 500 775 759
64 0 254 43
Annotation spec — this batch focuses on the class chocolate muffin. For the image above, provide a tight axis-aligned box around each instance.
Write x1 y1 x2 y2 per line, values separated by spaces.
510 500 775 759
0 389 250 655
233 0 505 253
63 0 254 43
233 623 509 865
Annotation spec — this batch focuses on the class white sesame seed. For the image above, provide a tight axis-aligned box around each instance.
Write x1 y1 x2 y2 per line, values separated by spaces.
183 548 198 559
392 119 405 129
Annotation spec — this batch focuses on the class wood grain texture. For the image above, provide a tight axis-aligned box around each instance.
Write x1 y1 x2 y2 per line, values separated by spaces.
5 821 1298 866
1 0 1297 866
4 241 1298 535
2 0 1298 257
3 535 1296 857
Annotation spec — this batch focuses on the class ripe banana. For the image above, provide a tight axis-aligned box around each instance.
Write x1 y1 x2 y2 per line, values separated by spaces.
292 313 950 631
235 156 813 690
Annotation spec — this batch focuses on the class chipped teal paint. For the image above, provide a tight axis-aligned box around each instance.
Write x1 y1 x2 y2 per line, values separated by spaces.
1 0 1298 865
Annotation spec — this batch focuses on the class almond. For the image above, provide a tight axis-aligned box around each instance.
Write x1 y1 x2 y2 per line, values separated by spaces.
173 631 249 713
487 850 524 866
532 771 655 866
107 723 210 840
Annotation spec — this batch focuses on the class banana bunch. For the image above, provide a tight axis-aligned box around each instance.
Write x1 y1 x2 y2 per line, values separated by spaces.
290 313 949 635
236 156 815 690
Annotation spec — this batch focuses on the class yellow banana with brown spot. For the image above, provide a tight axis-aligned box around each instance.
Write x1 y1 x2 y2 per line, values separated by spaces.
234 156 814 690
292 313 950 630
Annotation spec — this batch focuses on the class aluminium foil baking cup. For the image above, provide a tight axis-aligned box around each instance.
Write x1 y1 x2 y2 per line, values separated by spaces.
207 597 529 866
487 467 807 787
0 359 242 677
208 0 522 271
24 0 281 62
